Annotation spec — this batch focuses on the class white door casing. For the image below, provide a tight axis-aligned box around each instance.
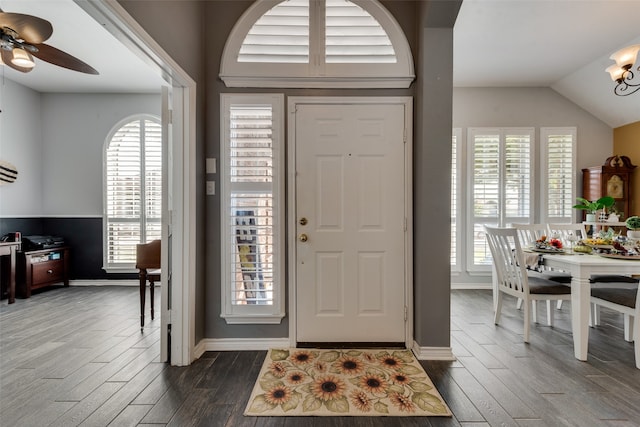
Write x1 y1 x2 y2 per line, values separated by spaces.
288 97 413 345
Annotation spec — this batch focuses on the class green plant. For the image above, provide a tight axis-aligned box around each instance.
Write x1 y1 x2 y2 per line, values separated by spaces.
626 216 640 230
572 196 615 214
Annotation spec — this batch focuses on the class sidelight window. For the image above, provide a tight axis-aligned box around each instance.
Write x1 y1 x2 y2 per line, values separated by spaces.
220 94 285 324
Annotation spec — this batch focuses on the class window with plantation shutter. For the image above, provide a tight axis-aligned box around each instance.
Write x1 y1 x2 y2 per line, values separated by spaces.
221 94 285 324
541 127 576 223
220 0 414 88
104 116 162 271
468 128 534 270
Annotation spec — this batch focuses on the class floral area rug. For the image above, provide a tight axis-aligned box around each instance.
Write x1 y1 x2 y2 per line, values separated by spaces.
244 348 451 417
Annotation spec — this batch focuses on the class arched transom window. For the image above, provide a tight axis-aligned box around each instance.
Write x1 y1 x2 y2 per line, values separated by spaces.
220 0 414 88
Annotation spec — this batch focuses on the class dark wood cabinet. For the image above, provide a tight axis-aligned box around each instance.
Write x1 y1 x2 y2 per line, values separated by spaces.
18 247 70 298
581 155 637 219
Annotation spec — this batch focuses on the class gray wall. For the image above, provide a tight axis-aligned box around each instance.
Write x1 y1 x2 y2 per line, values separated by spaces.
0 79 44 217
0 84 160 216
119 0 461 349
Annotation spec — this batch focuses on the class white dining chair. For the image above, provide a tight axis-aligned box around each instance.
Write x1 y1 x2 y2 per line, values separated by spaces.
511 223 571 322
485 225 572 342
590 285 640 369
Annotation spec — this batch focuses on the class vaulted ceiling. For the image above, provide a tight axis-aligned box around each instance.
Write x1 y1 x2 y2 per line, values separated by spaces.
2 0 639 128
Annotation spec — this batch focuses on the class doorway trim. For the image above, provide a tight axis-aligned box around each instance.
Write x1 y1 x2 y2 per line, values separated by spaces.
77 1 197 366
287 96 414 349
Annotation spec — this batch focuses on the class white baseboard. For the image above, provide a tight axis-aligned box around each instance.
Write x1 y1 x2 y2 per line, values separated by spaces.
412 342 456 361
69 280 138 286
194 337 292 359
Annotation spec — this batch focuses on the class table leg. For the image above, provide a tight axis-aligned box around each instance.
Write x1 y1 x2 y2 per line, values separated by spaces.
8 246 16 304
571 276 591 361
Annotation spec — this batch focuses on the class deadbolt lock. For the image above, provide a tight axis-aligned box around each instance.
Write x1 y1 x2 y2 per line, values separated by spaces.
299 217 308 226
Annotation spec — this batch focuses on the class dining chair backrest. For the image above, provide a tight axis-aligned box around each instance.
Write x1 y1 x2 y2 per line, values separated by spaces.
485 225 529 296
547 223 588 241
511 223 548 248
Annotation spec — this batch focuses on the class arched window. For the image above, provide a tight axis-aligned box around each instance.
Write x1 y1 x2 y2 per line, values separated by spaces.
103 115 162 271
220 0 414 88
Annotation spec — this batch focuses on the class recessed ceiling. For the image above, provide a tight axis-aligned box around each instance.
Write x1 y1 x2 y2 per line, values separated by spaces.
0 0 165 93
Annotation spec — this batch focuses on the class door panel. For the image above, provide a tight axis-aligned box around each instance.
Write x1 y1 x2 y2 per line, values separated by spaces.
295 103 406 342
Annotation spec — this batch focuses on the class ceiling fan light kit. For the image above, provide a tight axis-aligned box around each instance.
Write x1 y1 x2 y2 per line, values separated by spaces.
11 46 34 68
606 44 640 96
0 8 98 75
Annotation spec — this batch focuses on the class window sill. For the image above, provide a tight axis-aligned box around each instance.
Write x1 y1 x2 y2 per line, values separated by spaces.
221 312 285 325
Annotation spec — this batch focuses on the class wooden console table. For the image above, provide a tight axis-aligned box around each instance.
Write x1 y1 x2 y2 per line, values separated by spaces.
18 246 70 298
0 241 21 304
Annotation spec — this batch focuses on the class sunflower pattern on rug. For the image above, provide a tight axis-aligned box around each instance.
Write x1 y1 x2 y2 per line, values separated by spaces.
244 348 451 417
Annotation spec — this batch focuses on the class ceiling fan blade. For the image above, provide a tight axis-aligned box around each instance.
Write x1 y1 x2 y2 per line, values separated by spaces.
31 43 98 75
0 12 53 44
0 48 33 73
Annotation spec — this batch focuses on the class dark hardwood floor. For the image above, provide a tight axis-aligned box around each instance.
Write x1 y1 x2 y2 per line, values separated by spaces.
1 286 639 426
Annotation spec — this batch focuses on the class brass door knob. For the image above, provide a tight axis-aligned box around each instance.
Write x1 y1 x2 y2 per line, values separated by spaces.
299 234 308 242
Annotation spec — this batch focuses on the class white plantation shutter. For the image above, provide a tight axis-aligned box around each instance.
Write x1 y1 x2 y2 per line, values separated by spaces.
239 0 309 63
221 0 413 88
504 134 532 222
229 106 274 305
451 129 461 270
221 94 284 323
471 131 500 267
468 128 534 269
105 117 161 269
325 0 395 63
541 128 576 222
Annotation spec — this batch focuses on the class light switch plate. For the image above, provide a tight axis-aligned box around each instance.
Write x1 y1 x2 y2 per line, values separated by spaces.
206 158 216 174
206 181 215 195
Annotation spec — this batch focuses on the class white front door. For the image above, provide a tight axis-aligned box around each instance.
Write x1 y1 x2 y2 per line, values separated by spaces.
293 100 410 343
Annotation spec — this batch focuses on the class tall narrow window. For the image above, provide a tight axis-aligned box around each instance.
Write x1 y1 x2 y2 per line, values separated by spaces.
104 116 161 270
221 94 285 324
468 128 534 270
541 127 576 223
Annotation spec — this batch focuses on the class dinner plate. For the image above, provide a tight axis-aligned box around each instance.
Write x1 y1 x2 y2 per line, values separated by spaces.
530 247 565 254
598 253 640 260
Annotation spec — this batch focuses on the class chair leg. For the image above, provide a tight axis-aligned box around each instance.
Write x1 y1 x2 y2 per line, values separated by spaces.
516 298 523 310
625 314 634 342
591 304 601 326
523 298 531 343
546 300 554 326
556 300 563 310
150 280 155 320
633 314 640 369
532 300 538 324
494 292 503 325
139 273 147 331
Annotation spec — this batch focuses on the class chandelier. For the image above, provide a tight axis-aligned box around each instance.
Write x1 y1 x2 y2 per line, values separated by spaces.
606 44 640 96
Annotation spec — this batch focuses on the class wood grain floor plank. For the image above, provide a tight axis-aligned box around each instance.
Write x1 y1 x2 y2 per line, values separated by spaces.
3 287 640 426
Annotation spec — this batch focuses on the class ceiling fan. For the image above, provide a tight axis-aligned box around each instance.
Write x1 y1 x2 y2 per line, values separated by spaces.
0 7 98 74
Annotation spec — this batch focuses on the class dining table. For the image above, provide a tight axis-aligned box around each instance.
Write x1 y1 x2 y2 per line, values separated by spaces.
541 252 640 361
